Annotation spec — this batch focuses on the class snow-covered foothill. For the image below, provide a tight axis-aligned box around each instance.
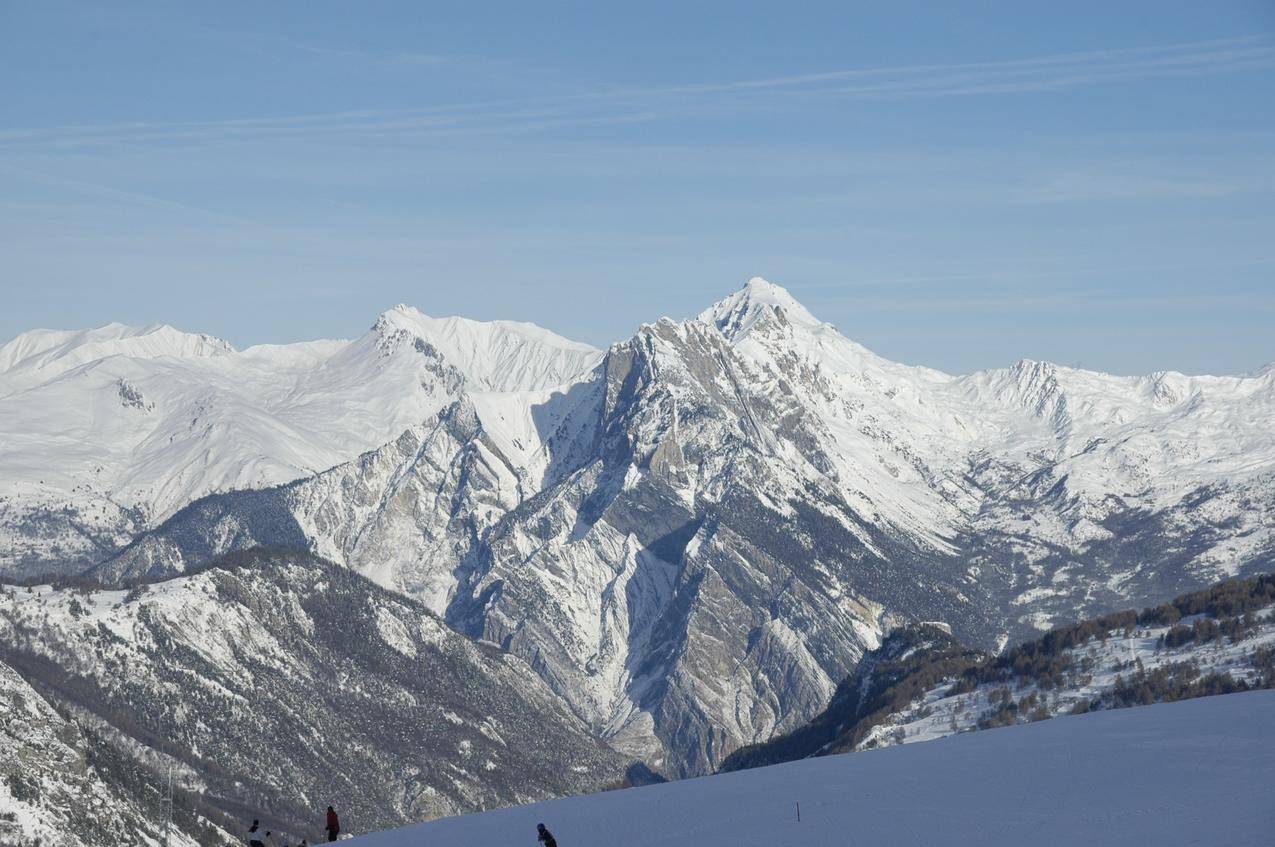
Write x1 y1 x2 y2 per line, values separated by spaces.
0 657 209 847
858 605 1275 751
0 549 630 841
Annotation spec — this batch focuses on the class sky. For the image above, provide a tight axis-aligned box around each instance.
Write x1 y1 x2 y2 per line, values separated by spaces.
1 0 1273 375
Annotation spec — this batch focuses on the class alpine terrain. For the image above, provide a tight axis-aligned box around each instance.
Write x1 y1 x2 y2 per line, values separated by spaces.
1 277 1272 795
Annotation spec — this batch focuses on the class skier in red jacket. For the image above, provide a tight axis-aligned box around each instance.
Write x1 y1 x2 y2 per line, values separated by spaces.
325 806 340 842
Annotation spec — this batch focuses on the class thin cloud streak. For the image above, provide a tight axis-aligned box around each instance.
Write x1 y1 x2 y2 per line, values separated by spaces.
1 36 1270 149
616 35 1272 95
0 164 247 222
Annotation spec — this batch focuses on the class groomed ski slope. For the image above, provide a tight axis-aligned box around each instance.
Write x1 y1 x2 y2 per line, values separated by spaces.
349 690 1275 847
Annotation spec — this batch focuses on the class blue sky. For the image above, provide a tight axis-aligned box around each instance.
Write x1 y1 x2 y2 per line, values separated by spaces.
1 1 1273 374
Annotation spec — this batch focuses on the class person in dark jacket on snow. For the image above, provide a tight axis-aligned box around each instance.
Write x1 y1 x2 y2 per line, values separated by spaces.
326 806 341 842
537 823 557 847
247 820 266 847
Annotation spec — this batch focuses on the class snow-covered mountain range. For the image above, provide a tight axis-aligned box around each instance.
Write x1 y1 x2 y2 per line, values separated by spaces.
2 278 1272 779
0 307 600 574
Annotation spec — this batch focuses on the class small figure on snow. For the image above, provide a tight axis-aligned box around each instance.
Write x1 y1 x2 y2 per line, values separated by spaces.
537 822 557 847
247 819 266 847
326 806 341 842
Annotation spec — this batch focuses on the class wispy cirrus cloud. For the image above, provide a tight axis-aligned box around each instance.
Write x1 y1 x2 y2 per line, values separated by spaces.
614 35 1274 97
1 36 1270 149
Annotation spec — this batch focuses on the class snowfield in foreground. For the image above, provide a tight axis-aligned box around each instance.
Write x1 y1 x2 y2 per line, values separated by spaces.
349 690 1275 847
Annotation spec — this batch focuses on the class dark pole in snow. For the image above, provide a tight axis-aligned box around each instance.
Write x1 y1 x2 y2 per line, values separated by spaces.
796 801 801 823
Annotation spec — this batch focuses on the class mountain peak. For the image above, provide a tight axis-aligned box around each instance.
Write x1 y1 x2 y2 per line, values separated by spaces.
374 305 596 353
743 275 795 298
699 276 823 340
0 322 234 387
367 304 601 392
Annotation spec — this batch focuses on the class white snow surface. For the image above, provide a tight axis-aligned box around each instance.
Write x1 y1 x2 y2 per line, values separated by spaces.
346 690 1275 847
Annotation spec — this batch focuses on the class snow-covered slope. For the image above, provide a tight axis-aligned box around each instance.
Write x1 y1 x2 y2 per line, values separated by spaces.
0 309 600 577
346 690 1275 847
0 549 629 843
